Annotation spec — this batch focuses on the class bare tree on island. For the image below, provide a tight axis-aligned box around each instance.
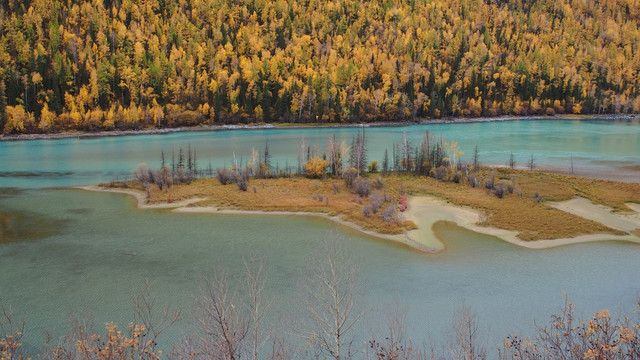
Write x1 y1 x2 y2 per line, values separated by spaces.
327 134 341 176
399 131 413 172
297 137 307 175
509 153 516 169
350 127 367 176
295 233 367 360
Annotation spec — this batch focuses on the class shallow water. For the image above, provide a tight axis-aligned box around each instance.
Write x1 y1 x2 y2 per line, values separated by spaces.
1 189 640 355
1 118 640 356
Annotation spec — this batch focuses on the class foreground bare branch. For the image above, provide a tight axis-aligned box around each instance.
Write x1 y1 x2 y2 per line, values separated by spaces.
296 233 368 360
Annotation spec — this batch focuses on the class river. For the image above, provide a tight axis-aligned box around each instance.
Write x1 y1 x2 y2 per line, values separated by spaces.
1 118 639 356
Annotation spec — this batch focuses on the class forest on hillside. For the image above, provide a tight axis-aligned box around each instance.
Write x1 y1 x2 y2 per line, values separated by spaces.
1 0 640 134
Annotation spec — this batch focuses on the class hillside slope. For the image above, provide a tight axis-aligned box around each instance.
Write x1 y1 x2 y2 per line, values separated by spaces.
1 0 639 133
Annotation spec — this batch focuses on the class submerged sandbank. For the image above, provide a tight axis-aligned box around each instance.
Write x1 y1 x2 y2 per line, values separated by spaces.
77 185 640 253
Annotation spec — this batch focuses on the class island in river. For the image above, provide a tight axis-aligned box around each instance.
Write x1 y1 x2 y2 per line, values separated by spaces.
82 167 640 253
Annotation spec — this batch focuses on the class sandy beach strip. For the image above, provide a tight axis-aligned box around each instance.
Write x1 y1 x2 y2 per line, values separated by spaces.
75 185 440 253
548 197 640 232
77 185 640 252
75 185 207 209
399 195 640 250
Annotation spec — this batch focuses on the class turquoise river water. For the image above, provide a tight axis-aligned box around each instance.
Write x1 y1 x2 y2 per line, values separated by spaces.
0 118 639 356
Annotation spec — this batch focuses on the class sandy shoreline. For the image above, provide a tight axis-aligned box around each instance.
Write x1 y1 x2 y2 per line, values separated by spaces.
77 185 640 253
3 114 635 142
76 185 439 252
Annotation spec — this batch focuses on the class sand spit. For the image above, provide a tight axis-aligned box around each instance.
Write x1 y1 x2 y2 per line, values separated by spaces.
76 186 207 209
77 186 640 253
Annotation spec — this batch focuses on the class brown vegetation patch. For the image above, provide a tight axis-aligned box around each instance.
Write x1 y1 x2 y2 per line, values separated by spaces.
381 173 624 241
145 177 411 234
128 167 638 242
478 168 640 211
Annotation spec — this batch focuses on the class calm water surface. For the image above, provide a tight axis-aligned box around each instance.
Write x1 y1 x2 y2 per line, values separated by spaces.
1 118 639 355
1 118 639 188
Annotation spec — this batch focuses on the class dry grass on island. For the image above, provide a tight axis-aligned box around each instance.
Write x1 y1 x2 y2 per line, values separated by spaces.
105 166 640 243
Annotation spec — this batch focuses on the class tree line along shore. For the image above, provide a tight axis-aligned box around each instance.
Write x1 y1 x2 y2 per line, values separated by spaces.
2 0 640 134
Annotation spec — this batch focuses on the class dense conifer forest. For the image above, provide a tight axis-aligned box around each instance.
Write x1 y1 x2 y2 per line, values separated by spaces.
1 0 639 134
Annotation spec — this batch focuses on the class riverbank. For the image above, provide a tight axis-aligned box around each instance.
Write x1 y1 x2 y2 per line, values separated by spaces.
78 168 640 253
2 114 636 142
76 185 437 252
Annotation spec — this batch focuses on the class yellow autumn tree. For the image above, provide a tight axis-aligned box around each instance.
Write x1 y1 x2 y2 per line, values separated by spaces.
304 157 329 178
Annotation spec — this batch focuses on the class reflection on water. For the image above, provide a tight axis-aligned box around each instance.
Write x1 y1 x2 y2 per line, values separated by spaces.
0 209 69 243
0 187 24 196
0 171 75 178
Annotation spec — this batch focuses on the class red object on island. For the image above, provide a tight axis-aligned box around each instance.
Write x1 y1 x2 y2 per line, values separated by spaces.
399 195 407 212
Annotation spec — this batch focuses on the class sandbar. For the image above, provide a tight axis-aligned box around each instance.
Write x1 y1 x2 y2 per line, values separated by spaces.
76 186 640 253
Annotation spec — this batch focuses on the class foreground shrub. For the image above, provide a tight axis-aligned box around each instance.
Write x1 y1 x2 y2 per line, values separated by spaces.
216 168 236 185
236 169 249 191
370 192 384 213
500 297 640 360
353 177 371 197
343 168 358 188
381 204 399 224
373 175 384 190
362 205 372 217
431 166 447 181
467 174 479 188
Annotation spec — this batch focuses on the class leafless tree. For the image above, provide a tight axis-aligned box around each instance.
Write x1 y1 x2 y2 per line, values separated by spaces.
133 280 181 342
339 140 351 177
350 129 367 176
527 154 535 171
266 337 296 360
508 153 516 169
296 234 368 360
327 135 341 176
367 302 420 360
242 255 274 360
191 271 249 360
445 302 486 360
298 137 307 175
46 309 96 360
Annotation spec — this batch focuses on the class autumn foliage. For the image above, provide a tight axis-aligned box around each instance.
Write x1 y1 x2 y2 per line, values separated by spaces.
2 0 640 134
303 157 329 178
